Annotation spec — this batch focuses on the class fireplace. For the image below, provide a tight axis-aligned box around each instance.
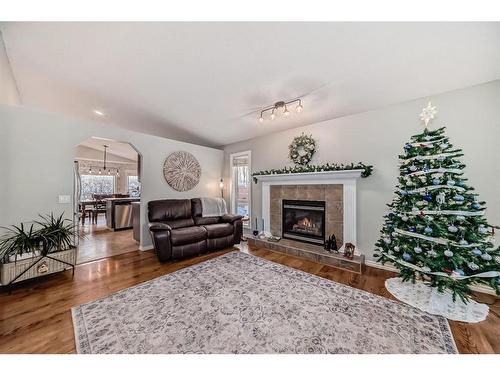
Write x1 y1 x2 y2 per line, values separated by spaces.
282 199 325 245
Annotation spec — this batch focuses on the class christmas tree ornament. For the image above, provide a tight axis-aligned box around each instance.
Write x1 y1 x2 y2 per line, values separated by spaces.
471 248 482 256
383 237 391 244
401 215 409 222
409 165 417 172
454 194 464 202
414 246 423 254
456 215 466 222
467 262 479 271
423 193 432 201
478 225 488 234
424 226 433 234
452 268 465 276
472 202 481 209
432 178 441 185
408 226 416 232
419 176 427 182
444 250 454 257
459 239 468 246
447 225 458 233
481 253 492 261
446 179 456 186
436 192 446 204
393 246 400 252
421 266 431 272
402 253 412 261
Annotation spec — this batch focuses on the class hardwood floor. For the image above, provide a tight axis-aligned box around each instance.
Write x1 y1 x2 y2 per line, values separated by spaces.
0 243 498 354
77 217 137 264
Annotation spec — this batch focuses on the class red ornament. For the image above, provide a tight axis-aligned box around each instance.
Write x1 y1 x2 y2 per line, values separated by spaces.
443 268 453 274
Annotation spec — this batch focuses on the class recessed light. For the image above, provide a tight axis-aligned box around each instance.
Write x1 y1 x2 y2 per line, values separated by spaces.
93 110 104 116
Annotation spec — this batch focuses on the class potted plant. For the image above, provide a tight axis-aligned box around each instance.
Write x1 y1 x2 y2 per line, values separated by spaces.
0 213 80 285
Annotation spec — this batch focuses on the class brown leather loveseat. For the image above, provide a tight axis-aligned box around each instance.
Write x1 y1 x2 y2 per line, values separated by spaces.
148 198 243 262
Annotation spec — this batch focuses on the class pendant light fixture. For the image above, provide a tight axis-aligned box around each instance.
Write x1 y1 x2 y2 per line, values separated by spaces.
98 145 108 175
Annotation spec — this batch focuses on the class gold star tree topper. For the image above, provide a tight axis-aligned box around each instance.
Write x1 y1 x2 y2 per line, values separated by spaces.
419 101 438 127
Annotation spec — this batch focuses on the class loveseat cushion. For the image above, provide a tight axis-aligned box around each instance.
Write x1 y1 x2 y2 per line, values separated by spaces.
148 199 192 222
203 223 234 239
170 226 207 246
191 198 220 225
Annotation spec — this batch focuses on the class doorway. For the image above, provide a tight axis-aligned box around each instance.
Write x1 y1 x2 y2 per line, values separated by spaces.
229 150 251 228
73 137 142 264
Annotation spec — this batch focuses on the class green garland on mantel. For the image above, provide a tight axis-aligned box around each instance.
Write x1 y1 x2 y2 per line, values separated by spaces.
252 162 373 183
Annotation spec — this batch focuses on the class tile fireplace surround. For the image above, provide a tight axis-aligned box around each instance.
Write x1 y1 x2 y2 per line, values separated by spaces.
254 170 363 253
272 186 343 247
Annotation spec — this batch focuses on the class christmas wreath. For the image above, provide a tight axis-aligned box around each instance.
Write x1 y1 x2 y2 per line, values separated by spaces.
289 133 316 165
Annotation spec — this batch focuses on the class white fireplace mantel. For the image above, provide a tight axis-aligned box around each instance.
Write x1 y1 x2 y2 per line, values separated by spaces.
254 169 363 252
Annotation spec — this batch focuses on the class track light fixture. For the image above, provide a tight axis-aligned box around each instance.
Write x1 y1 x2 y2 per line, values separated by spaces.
259 99 303 122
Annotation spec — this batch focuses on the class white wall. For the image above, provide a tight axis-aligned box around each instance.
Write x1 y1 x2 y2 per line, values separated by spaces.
0 105 223 248
223 80 500 260
0 31 20 106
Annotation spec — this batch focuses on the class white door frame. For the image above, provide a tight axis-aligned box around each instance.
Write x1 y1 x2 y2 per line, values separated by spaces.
229 150 252 227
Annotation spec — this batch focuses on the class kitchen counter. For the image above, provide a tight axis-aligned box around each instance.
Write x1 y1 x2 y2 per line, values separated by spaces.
105 198 140 230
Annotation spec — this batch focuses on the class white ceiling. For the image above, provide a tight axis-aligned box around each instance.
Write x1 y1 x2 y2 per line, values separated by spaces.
77 137 138 161
2 22 500 147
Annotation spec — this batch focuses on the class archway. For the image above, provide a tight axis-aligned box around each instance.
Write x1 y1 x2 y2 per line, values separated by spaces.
73 137 143 264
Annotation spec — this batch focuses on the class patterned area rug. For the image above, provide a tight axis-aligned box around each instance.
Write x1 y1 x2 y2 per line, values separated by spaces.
72 251 457 354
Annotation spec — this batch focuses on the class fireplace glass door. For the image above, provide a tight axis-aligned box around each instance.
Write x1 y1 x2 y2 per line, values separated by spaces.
282 200 325 245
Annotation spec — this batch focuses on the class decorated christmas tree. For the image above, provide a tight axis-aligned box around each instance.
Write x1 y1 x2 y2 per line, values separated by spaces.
375 102 500 302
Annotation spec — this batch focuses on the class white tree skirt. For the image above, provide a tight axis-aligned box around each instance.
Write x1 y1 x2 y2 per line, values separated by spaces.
385 277 489 323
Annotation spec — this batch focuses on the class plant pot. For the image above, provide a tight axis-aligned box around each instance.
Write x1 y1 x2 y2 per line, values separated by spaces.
0 247 77 285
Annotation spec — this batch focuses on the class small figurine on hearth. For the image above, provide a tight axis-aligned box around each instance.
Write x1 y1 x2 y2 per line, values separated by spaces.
344 243 355 260
324 234 338 252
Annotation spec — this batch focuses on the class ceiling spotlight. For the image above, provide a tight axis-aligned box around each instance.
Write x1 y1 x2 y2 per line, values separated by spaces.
283 106 290 117
93 110 104 116
258 98 303 122
296 101 303 113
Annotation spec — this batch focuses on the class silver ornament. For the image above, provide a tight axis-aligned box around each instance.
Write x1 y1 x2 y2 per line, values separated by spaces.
444 250 454 257
481 253 492 261
467 262 479 271
436 192 446 204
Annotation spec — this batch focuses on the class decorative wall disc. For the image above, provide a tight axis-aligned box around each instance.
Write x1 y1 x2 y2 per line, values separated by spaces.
163 151 201 191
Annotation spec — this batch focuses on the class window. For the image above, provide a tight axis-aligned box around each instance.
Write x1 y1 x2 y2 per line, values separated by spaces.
230 151 251 227
128 175 140 197
80 175 115 200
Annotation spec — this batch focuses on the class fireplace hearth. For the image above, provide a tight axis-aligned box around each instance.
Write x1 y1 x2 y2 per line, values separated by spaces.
282 199 325 245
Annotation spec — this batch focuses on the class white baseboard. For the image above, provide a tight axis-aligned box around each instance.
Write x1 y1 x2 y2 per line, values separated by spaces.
365 259 496 296
139 245 154 251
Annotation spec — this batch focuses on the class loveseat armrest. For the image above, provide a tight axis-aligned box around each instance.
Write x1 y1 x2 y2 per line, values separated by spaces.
221 214 243 224
148 222 172 232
